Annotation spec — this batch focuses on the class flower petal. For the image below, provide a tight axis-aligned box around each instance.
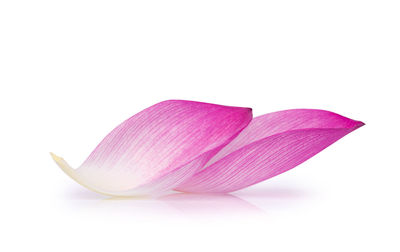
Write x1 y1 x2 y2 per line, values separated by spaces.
175 109 364 193
52 100 252 196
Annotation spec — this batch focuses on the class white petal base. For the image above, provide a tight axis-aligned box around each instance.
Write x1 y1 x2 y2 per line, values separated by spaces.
50 153 126 197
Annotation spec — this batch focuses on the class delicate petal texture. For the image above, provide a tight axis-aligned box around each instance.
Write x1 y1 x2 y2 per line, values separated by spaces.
176 109 364 193
52 100 252 196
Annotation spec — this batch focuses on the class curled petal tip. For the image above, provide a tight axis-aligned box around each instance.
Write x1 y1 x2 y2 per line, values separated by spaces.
50 152 71 174
50 152 77 183
49 152 60 161
50 152 118 196
50 152 76 180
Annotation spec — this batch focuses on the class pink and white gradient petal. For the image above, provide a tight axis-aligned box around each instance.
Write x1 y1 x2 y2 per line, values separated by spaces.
51 100 252 196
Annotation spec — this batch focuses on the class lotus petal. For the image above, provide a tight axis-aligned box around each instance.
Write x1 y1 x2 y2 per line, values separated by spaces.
175 109 364 193
51 100 252 196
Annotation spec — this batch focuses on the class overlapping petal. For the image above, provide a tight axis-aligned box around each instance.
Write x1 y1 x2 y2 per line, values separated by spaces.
51 100 252 196
52 102 364 196
175 109 364 193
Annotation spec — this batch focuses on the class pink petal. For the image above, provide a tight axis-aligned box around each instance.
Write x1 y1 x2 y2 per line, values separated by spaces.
175 109 364 193
51 100 252 196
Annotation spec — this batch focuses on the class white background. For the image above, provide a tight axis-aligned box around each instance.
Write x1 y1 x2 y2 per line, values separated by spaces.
1 1 399 251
